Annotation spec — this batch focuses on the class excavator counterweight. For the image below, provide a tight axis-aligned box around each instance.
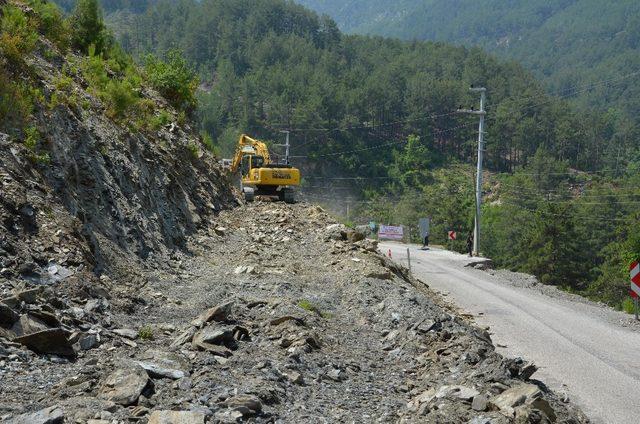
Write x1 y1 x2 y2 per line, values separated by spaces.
229 134 300 203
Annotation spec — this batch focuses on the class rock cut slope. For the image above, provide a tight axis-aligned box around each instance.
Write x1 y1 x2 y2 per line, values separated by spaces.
0 0 233 408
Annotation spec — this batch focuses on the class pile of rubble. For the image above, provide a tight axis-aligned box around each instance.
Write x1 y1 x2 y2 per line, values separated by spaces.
1 202 588 423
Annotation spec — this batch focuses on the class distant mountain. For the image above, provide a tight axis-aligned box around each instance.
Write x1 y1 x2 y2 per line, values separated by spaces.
297 0 640 115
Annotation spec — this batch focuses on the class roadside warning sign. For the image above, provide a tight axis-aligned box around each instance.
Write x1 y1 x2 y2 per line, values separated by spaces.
631 261 640 297
448 231 457 241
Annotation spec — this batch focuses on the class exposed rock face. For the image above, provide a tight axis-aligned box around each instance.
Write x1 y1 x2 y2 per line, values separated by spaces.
0 0 235 390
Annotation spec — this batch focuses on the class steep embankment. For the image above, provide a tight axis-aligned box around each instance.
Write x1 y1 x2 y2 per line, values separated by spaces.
0 0 234 374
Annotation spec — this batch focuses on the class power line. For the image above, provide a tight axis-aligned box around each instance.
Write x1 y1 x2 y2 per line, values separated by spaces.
499 200 636 223
497 181 640 194
504 70 640 106
269 110 463 133
290 122 478 159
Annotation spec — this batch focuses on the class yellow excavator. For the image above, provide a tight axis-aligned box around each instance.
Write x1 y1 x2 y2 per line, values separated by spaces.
230 134 300 203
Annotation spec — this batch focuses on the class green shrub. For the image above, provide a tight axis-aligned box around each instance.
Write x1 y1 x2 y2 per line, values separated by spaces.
622 298 636 314
201 132 219 155
27 0 70 51
104 79 138 118
0 6 38 64
0 72 34 134
138 326 154 340
54 74 73 92
187 142 199 159
297 299 331 318
150 109 171 130
22 126 50 165
24 126 39 151
81 45 110 90
145 50 198 112
69 0 109 55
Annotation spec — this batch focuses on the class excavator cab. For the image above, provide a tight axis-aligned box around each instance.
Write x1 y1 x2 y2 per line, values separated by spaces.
240 155 264 177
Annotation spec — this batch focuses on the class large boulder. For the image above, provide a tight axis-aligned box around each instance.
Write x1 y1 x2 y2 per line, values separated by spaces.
0 302 19 328
490 383 556 421
11 314 50 337
134 349 191 380
148 411 206 424
98 366 150 406
13 328 76 358
191 301 233 327
8 406 64 424
223 394 262 416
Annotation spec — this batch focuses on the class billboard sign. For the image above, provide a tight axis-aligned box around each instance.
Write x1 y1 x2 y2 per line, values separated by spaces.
378 225 404 241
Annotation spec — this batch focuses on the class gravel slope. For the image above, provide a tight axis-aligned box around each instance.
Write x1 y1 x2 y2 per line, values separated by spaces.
0 204 588 423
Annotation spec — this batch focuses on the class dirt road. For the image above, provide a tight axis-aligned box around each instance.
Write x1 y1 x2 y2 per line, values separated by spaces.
380 242 640 424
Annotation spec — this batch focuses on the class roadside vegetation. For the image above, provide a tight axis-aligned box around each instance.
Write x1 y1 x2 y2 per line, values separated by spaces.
0 0 199 153
355 149 640 311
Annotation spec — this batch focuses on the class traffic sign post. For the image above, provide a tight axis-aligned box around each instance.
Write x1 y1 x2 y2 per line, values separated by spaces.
630 261 640 320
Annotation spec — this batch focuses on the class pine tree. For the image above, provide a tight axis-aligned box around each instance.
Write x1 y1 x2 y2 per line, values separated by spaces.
70 0 107 54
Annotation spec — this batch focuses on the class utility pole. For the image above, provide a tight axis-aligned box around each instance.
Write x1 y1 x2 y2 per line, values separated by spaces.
458 87 487 256
278 130 291 164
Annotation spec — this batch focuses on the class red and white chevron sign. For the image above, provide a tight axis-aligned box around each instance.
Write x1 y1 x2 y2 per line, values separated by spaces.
631 261 640 297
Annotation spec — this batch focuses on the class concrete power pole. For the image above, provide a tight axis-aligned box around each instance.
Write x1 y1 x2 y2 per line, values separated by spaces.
279 130 291 165
458 87 486 256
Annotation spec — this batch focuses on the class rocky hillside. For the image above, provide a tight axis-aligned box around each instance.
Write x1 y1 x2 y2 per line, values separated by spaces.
1 0 233 389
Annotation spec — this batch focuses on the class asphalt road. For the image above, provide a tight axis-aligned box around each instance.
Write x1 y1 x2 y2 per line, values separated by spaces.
380 242 640 424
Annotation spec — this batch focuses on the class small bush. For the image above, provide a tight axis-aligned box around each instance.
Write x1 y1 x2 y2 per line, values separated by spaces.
0 6 38 64
297 299 331 318
138 326 154 340
23 126 50 165
27 0 70 51
187 142 199 160
81 46 110 90
150 109 171 130
0 72 34 134
54 74 73 92
201 132 219 155
622 297 636 314
24 126 39 151
145 50 198 112
104 79 138 118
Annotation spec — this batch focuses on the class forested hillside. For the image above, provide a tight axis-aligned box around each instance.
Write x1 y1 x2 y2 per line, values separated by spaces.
70 0 636 173
297 0 640 122
50 0 640 310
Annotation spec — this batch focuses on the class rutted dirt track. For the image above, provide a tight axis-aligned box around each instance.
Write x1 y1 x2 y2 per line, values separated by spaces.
1 202 588 423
